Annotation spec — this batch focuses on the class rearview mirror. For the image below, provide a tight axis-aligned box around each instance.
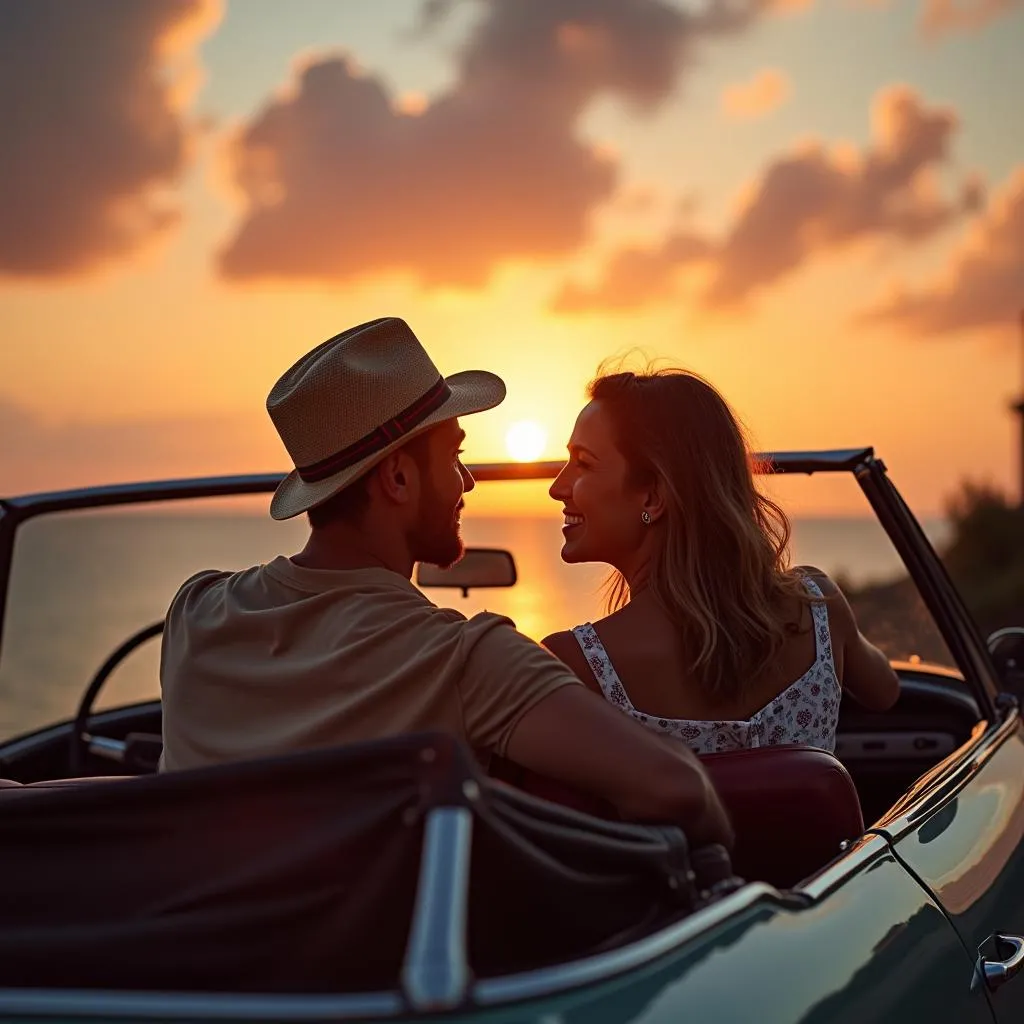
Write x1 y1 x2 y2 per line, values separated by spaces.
987 627 1024 694
416 548 518 597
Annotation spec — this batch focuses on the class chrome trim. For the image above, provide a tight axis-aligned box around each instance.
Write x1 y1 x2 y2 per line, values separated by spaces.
84 734 126 763
798 834 891 901
835 731 958 762
400 807 473 1011
875 709 1020 842
0 988 402 1021
987 626 1024 654
873 719 990 825
0 884 795 1017
474 882 784 1005
978 934 1024 992
0 701 160 769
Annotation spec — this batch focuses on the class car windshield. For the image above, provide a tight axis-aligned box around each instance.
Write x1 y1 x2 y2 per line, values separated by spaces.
0 467 955 741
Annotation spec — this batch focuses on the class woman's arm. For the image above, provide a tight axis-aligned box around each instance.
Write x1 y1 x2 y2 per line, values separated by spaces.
799 567 900 711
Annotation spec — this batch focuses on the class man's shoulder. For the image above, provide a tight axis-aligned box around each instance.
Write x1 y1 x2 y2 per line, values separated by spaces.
461 608 517 634
459 610 563 662
175 567 237 599
166 566 251 619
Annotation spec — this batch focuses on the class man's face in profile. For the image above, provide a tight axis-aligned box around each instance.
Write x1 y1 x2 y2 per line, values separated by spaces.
409 419 473 568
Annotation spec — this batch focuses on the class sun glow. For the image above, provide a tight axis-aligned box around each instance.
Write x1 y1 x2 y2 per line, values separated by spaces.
505 421 547 462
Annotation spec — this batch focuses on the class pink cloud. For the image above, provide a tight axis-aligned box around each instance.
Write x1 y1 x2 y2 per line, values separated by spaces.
0 0 220 279
555 86 981 312
862 166 1024 334
919 0 1023 38
721 68 792 120
219 0 775 287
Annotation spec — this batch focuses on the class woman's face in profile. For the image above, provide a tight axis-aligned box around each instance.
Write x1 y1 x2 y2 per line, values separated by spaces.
549 400 648 570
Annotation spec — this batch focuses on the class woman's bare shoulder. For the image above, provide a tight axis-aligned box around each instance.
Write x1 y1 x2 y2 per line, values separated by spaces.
792 565 856 634
793 565 843 597
541 629 602 693
541 629 576 661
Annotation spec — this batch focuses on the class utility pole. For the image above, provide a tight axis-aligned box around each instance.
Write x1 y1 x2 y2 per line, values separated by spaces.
1014 308 1024 508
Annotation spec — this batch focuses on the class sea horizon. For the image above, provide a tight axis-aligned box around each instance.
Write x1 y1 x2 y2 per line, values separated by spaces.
0 510 952 739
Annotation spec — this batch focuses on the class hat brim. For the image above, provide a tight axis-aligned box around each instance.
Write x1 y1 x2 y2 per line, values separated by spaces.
269 369 506 521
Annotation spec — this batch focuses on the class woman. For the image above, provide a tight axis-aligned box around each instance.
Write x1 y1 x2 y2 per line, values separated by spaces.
542 368 899 754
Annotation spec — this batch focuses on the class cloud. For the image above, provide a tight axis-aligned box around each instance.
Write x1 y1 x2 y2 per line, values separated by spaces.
919 0 1023 38
703 86 981 307
552 233 711 311
0 398 262 494
721 68 791 120
862 166 1024 334
219 0 774 287
0 0 220 279
555 85 981 312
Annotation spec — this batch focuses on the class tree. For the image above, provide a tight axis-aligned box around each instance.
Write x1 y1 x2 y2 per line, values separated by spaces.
940 481 1024 631
843 480 1024 665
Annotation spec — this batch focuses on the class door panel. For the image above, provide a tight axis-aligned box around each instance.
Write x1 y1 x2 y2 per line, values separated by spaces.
455 838 993 1024
888 714 1024 1023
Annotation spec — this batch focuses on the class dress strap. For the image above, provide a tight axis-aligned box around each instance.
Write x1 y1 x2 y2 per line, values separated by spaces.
802 577 837 676
570 623 634 712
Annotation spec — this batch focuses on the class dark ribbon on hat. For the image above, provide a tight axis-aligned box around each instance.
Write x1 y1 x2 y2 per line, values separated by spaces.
297 376 451 483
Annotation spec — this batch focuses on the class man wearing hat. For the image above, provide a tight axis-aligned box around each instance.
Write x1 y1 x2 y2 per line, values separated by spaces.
159 318 731 845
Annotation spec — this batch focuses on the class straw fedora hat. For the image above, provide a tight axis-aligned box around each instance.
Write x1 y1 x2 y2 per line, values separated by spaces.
267 317 505 520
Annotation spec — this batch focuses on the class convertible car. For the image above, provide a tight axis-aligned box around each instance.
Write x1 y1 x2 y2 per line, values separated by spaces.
1 448 1023 1023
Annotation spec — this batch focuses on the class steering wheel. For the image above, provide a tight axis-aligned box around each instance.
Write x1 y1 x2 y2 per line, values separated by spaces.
69 621 165 777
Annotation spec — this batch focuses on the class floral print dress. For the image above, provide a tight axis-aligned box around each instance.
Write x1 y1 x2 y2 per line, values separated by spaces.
570 578 842 754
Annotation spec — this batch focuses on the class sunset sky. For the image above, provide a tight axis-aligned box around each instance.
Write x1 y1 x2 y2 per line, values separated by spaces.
1 0 1022 516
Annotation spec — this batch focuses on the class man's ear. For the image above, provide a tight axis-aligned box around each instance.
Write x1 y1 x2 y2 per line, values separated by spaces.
374 449 420 505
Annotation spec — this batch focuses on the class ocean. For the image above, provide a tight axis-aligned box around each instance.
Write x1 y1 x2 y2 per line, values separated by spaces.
0 510 951 739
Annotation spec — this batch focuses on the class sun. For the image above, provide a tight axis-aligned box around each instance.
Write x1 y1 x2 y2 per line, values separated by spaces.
505 421 547 462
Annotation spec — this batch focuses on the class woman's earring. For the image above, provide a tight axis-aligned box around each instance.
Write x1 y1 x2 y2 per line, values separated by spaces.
641 511 652 525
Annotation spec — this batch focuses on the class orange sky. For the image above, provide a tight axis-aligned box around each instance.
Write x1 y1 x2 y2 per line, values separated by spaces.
1 1 1022 517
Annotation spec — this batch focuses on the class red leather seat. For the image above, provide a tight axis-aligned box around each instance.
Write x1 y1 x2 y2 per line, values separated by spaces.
491 744 863 890
701 745 863 889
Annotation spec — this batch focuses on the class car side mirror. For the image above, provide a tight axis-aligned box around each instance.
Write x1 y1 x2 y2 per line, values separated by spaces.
987 627 1024 694
416 548 518 597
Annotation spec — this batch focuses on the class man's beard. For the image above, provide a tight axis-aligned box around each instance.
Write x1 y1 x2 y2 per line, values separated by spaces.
410 477 463 569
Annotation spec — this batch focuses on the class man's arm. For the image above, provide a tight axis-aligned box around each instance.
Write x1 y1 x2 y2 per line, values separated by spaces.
505 685 734 849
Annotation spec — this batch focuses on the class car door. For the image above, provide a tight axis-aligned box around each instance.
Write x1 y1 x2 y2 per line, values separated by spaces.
459 836 994 1024
880 711 1024 1023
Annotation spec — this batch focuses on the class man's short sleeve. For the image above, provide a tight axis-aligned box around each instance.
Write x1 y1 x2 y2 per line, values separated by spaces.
456 612 583 756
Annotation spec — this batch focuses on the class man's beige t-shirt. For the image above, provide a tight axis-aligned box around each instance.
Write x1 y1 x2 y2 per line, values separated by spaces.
159 556 581 771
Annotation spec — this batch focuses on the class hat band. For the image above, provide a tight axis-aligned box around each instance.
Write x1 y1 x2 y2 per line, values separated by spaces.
296 376 451 483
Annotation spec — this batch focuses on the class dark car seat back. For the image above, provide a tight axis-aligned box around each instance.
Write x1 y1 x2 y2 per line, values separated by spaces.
0 733 701 993
493 743 864 890
700 744 863 888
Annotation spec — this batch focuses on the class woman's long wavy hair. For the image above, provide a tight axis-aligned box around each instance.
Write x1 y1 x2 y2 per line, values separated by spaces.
591 368 813 703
